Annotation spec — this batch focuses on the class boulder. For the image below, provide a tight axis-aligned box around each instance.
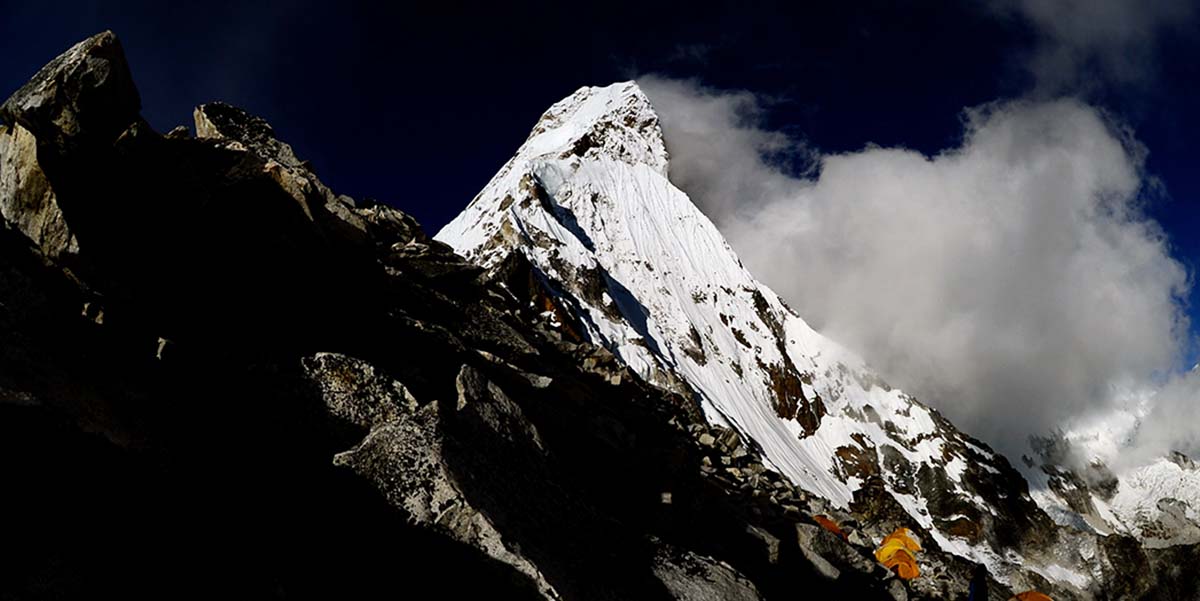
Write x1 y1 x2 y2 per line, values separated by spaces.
652 547 763 601
1 31 140 153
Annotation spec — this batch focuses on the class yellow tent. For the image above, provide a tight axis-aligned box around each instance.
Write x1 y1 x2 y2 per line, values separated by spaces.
875 527 921 580
880 527 921 553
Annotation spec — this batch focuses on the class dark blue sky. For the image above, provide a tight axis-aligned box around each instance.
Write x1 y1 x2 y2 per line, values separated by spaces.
4 0 1200 327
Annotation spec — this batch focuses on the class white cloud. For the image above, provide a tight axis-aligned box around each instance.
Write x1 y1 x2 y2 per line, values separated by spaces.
640 76 1191 461
1123 368 1200 467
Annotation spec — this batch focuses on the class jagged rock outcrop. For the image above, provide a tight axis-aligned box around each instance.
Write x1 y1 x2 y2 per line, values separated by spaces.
0 31 140 155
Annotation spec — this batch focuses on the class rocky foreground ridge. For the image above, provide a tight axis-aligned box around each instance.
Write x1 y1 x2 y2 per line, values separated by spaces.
0 32 1196 600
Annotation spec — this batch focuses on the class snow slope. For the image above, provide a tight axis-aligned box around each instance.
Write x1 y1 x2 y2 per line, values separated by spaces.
436 82 1095 590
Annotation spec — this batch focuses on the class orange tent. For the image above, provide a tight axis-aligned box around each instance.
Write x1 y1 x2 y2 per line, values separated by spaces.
875 527 921 580
813 515 848 540
1011 593 1053 601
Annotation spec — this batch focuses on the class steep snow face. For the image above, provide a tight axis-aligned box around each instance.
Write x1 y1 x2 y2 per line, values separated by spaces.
436 82 1081 584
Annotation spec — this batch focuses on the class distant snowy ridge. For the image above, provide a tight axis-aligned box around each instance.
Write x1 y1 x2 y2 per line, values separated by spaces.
1028 401 1200 548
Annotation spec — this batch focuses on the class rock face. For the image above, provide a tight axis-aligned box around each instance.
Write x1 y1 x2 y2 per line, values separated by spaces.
0 31 1195 601
0 123 77 259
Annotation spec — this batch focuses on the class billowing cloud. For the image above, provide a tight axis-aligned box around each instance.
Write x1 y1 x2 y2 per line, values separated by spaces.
992 0 1194 94
1122 369 1200 467
640 76 1191 461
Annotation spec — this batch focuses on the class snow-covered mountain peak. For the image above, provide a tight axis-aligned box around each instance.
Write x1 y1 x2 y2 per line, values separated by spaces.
436 83 1116 594
439 81 675 270
521 81 669 174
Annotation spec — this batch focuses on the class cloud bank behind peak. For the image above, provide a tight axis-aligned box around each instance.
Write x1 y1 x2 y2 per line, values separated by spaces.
639 76 1192 462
